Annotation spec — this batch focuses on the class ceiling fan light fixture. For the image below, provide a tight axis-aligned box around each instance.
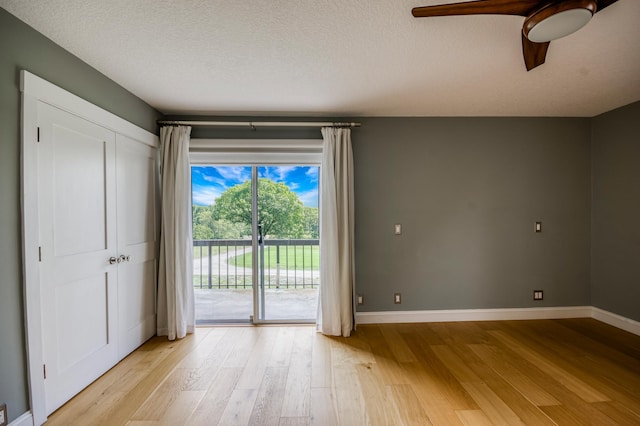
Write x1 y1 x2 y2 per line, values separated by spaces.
524 0 597 43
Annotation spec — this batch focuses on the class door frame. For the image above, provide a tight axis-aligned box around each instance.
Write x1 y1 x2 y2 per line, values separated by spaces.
20 71 158 425
190 140 322 324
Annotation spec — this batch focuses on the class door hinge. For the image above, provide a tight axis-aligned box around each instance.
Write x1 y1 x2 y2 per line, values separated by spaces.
43 364 46 379
38 246 42 262
37 127 40 142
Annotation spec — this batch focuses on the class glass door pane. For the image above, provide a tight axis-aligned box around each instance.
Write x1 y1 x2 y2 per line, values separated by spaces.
192 164 320 324
191 165 254 323
256 166 320 322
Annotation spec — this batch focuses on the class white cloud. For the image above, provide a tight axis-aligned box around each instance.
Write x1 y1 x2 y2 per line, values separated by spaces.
192 185 222 206
297 188 319 207
305 167 319 182
216 166 251 183
263 166 297 182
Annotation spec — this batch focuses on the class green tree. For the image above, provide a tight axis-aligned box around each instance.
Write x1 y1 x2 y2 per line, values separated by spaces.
302 206 319 239
212 179 304 238
193 204 250 239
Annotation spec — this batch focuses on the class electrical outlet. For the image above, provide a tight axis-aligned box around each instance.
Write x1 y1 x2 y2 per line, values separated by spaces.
533 290 544 300
0 403 7 426
394 224 402 235
394 293 401 304
357 295 364 305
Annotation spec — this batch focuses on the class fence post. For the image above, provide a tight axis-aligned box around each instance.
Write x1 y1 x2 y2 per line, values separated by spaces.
207 244 212 289
276 243 280 289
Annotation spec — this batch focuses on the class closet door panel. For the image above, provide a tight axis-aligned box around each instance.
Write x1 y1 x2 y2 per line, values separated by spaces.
116 134 158 358
37 102 118 415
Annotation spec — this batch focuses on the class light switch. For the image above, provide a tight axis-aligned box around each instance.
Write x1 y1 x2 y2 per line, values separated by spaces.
394 224 402 235
535 222 542 233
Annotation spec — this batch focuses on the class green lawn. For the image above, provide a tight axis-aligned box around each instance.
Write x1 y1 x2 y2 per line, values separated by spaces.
229 246 320 270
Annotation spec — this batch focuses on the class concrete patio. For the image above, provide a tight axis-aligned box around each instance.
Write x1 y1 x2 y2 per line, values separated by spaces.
195 287 318 323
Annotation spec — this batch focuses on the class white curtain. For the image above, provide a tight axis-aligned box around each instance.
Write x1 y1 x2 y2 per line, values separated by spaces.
157 126 195 340
317 127 355 337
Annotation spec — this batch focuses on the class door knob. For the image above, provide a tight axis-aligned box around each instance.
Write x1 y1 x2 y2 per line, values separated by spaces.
118 255 126 263
109 256 118 265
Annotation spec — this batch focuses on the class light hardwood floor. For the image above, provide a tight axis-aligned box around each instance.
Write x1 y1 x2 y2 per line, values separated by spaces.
47 319 640 425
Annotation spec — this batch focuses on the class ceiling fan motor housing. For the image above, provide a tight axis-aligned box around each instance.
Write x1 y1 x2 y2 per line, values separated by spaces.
524 0 597 43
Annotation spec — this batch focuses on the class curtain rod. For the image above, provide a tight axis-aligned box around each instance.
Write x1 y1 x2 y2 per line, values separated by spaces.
157 120 361 128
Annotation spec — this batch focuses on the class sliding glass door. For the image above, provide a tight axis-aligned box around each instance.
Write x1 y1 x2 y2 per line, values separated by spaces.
192 164 319 324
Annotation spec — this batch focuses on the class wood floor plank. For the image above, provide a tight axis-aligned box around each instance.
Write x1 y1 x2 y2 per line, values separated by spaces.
355 363 399 426
380 324 418 363
357 325 411 385
402 337 478 410
431 345 482 383
487 328 625 425
186 367 243 426
132 368 197 421
310 332 333 388
268 327 296 368
248 367 289 426
450 343 558 426
539 404 588 425
159 390 205 425
388 384 434 426
176 327 228 369
236 326 279 389
462 382 525 426
560 318 640 360
222 327 261 369
90 333 207 426
489 329 611 403
400 361 465 425
591 400 640 424
183 328 240 391
329 334 375 366
506 320 640 406
309 388 338 426
279 417 309 426
332 364 366 425
47 337 185 425
46 319 640 426
217 388 259 426
455 409 494 426
281 328 312 417
468 343 560 406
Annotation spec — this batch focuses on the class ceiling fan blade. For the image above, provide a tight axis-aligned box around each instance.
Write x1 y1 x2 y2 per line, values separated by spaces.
595 0 619 12
522 34 549 71
412 0 540 18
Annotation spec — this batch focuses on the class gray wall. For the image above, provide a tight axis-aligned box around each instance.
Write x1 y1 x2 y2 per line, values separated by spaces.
0 8 161 422
353 118 592 311
591 102 640 322
178 115 593 312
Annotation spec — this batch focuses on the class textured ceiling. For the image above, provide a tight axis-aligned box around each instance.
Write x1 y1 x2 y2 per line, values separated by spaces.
1 0 639 117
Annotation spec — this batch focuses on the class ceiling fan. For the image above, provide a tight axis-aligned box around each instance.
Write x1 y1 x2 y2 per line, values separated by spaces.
412 0 620 71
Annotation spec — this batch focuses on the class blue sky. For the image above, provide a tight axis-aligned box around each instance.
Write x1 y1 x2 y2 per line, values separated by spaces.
192 166 319 207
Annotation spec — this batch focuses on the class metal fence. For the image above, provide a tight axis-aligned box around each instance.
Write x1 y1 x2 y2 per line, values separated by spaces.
193 239 320 289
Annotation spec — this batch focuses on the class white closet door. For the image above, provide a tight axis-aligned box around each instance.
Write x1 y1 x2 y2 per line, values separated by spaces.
37 102 118 414
116 134 158 358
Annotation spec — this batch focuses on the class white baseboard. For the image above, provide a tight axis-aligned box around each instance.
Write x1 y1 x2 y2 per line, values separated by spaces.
356 306 593 324
592 307 640 337
355 306 640 337
9 411 33 426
